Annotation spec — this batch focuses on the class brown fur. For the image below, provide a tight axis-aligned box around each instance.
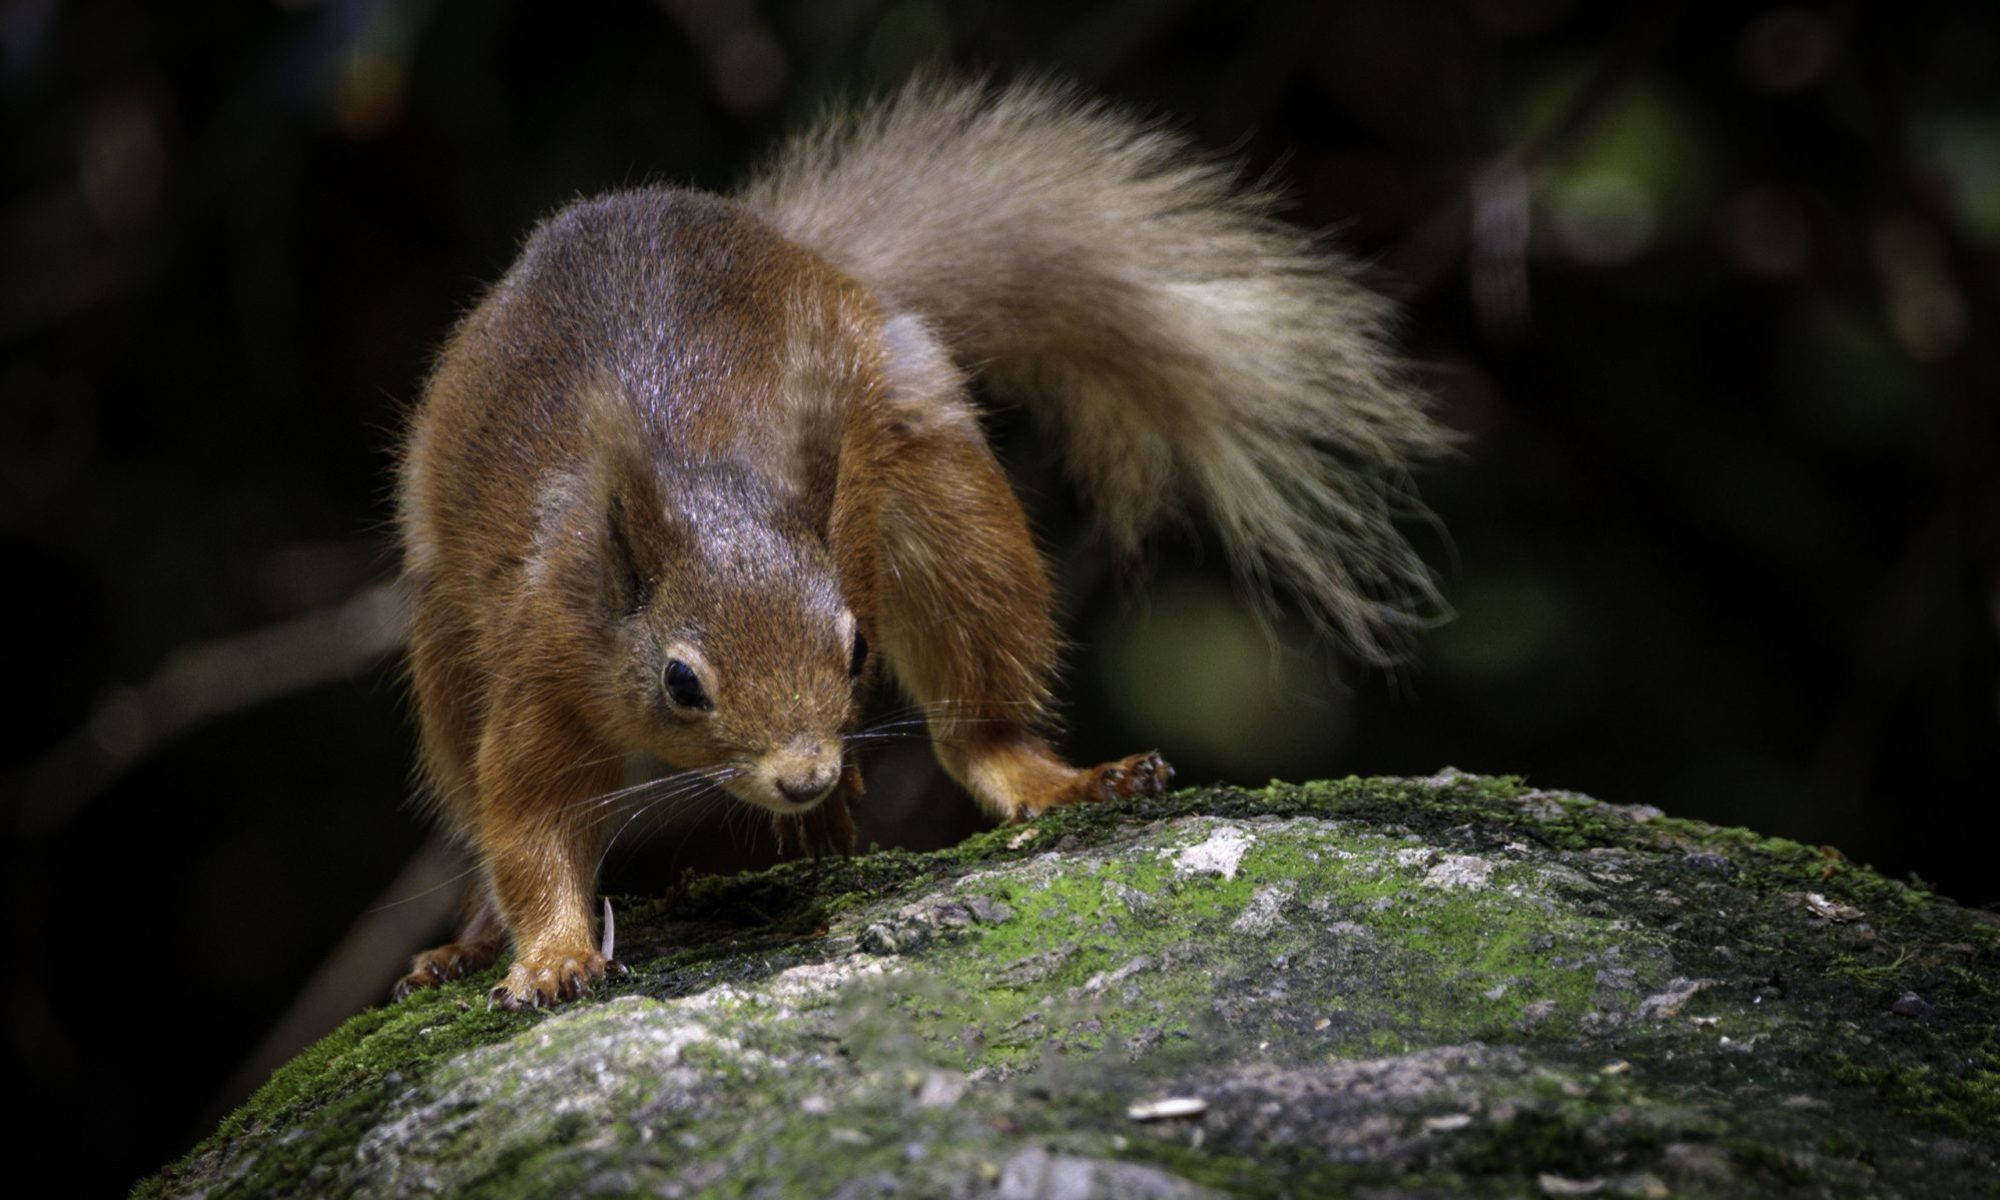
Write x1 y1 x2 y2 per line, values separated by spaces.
395 80 1439 1008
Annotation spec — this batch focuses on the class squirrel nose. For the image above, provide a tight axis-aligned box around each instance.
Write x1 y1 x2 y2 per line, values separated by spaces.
774 759 839 807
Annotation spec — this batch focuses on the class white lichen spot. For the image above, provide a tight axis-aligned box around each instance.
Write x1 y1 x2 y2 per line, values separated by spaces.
1230 882 1296 935
1422 855 1494 890
1537 1172 1607 1196
766 957 889 1003
1080 956 1153 994
1419 767 1475 787
1166 823 1254 879
916 1070 968 1109
1638 977 1714 1020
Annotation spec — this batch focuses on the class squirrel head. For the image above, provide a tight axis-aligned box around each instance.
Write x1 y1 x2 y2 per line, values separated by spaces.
597 469 864 817
562 377 866 818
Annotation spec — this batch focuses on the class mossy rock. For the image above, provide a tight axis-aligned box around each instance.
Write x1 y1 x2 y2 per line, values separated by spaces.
138 774 2000 1197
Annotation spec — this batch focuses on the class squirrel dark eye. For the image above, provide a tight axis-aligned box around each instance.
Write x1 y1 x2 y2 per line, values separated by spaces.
848 631 868 678
663 659 710 710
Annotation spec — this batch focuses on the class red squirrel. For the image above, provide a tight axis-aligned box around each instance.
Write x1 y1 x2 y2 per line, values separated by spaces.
393 80 1448 1008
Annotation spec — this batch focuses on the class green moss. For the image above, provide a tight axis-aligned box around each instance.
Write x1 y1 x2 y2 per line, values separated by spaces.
853 810 1666 1078
1829 1044 2000 1138
137 774 2000 1198
138 977 542 1198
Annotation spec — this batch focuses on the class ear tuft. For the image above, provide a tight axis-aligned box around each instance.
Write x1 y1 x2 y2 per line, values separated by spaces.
575 375 675 612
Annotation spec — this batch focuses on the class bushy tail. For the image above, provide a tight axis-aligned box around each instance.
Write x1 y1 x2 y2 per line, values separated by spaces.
739 78 1451 663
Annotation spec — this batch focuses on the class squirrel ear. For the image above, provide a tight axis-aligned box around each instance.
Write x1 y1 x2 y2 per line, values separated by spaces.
605 493 654 613
576 374 677 613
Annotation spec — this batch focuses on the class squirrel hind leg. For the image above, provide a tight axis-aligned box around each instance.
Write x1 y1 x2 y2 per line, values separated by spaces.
393 885 507 1001
949 737 1175 822
869 423 1175 821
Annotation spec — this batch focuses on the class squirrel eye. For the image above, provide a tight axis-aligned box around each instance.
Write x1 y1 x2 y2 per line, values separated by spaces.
848 631 868 679
663 659 710 711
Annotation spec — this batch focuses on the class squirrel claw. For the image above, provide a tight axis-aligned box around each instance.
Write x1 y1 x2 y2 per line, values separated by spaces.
393 936 504 1002
489 948 609 1010
1026 749 1177 814
1082 749 1173 804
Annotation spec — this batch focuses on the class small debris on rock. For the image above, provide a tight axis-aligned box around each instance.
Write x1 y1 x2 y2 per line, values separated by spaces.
1890 992 1934 1018
1600 1060 1630 1075
1127 1097 1208 1121
1804 892 1864 922
1422 1113 1473 1133
1007 827 1038 850
1537 1172 1605 1195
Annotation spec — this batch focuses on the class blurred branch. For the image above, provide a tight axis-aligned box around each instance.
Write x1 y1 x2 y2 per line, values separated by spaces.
17 578 410 835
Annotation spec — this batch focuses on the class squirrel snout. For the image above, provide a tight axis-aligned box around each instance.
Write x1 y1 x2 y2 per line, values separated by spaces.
776 768 837 807
762 740 841 810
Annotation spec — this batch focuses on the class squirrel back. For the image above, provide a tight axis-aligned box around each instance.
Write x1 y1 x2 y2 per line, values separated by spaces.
739 79 1450 662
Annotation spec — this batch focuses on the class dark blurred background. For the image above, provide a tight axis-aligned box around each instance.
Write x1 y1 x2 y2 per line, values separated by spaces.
5 0 1996 1192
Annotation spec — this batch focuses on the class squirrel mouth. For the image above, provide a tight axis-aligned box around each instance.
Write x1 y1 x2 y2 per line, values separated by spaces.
731 764 839 813
768 780 835 811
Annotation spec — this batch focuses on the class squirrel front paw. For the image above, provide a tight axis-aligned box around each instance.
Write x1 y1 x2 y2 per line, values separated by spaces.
393 937 503 1001
488 945 610 1010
